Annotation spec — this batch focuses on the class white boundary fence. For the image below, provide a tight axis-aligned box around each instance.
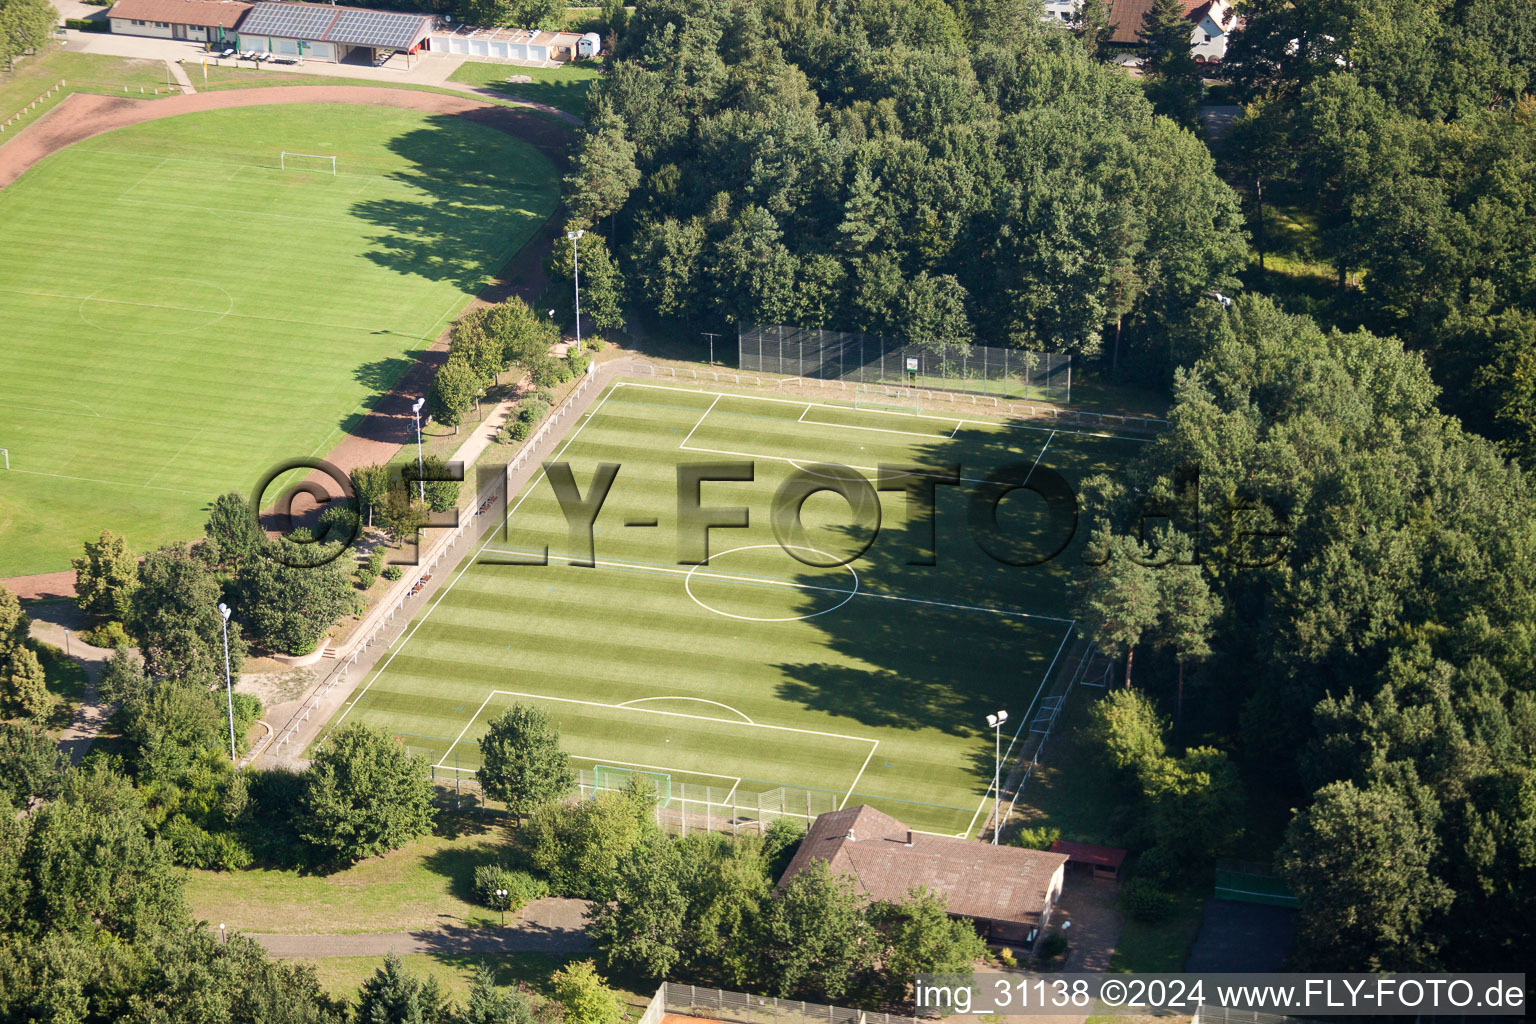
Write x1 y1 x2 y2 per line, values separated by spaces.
659 982 919 1024
252 367 604 766
630 362 1168 435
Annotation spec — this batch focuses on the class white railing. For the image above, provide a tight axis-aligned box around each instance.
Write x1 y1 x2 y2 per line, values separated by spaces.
660 982 919 1024
1 79 64 133
256 358 626 765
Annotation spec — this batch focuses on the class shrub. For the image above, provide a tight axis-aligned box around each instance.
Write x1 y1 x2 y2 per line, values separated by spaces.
232 692 263 741
519 398 550 424
997 946 1017 967
356 568 377 589
82 620 131 648
316 503 360 544
584 336 606 352
565 351 590 377
382 565 403 581
1133 844 1181 887
366 547 384 574
1010 825 1061 851
1119 877 1176 923
473 864 549 911
1040 931 1068 959
66 16 110 28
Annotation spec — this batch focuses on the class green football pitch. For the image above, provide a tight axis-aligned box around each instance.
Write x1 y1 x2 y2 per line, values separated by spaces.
0 104 558 577
321 381 1148 836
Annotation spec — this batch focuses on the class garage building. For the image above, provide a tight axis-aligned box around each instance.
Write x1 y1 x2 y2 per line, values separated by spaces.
234 2 434 64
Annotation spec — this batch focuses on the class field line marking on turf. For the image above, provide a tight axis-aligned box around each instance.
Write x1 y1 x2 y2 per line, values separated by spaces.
481 688 879 745
614 379 1155 441
678 441 1002 488
615 696 755 723
796 409 955 441
678 393 721 450
963 617 1077 839
0 287 412 338
142 426 205 487
433 690 499 770
797 404 810 423
839 741 880 810
6 466 205 497
115 156 169 200
723 777 742 805
579 757 742 784
328 386 621 737
478 546 1072 624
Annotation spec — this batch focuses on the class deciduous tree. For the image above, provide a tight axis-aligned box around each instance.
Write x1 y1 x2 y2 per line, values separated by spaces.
476 703 577 820
71 530 138 622
299 724 435 864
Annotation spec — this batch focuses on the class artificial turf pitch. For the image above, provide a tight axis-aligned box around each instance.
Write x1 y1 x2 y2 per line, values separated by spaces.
0 104 558 577
321 382 1147 837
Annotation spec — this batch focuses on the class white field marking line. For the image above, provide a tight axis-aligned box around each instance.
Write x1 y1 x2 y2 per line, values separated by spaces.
722 777 742 805
962 617 1077 839
431 690 500 772
798 407 964 442
114 156 169 199
329 386 621 734
797 403 810 423
584 756 741 785
613 379 1155 442
0 286 400 337
838 740 880 810
142 426 205 486
475 688 879 745
677 393 721 449
679 440 1002 488
113 195 348 225
478 546 1072 624
7 466 205 497
615 696 755 723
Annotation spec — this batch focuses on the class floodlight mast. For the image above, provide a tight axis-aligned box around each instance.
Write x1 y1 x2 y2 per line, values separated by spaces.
219 603 236 763
410 397 426 502
566 229 584 353
986 710 1008 844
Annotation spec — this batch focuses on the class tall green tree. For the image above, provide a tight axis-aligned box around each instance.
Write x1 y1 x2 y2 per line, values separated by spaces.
130 543 246 688
551 959 626 1024
1073 533 1161 687
1076 0 1116 57
1279 777 1453 969
236 538 351 656
352 464 393 530
0 723 68 806
356 952 449 1024
519 784 658 899
868 888 988 1003
428 356 483 434
299 724 436 864
565 109 642 230
0 0 56 70
456 968 538 1024
759 860 877 1001
71 530 138 622
204 491 261 567
1 647 50 721
476 703 577 821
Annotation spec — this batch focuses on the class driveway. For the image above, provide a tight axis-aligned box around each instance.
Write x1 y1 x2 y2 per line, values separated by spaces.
1051 875 1123 973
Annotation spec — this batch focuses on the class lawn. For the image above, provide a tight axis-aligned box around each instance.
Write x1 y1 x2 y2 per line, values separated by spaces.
0 103 558 576
185 816 512 933
448 61 600 118
313 380 1148 837
1108 892 1205 973
1 49 178 139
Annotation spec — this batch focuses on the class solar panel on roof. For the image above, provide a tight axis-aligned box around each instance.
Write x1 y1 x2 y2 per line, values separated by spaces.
239 2 336 40
328 8 426 48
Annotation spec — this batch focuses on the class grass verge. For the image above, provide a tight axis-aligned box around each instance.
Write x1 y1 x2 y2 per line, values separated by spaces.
448 61 599 118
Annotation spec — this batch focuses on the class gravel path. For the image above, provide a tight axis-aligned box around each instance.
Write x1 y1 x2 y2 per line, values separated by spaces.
236 898 592 958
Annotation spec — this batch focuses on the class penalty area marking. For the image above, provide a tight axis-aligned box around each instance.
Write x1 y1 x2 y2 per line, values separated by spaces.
615 696 756 723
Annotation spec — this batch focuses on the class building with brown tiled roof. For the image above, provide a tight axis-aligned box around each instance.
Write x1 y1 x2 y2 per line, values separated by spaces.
107 0 251 45
778 805 1069 944
1103 0 1240 60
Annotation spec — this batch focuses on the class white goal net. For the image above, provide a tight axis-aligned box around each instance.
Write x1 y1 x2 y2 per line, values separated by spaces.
280 152 337 175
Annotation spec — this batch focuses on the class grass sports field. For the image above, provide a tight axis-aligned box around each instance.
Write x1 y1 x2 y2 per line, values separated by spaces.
0 104 558 576
320 381 1147 836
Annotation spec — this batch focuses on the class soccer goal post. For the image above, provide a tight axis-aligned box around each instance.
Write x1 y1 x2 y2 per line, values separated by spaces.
280 151 337 175
592 765 672 805
0 448 8 470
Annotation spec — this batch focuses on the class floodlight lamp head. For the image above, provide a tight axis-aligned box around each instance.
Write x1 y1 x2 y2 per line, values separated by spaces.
567 229 584 240
997 709 1008 723
986 713 999 728
412 397 425 414
219 603 231 621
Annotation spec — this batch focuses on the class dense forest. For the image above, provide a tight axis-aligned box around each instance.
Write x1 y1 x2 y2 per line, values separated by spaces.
559 0 1536 972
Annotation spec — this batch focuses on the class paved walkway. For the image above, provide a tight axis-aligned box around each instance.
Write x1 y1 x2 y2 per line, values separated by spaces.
25 603 118 762
240 898 592 957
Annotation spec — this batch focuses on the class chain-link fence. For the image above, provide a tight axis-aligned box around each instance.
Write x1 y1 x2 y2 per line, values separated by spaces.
577 769 840 836
738 325 1071 404
660 982 918 1024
